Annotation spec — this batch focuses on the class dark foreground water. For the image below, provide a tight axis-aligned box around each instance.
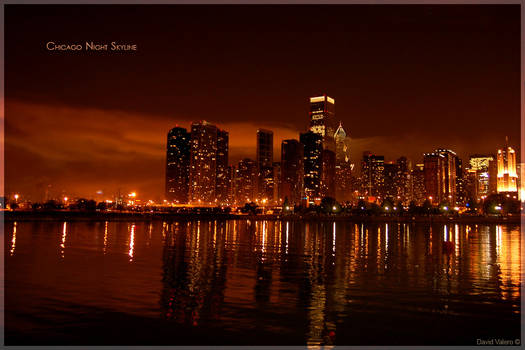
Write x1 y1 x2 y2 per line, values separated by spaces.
4 220 522 346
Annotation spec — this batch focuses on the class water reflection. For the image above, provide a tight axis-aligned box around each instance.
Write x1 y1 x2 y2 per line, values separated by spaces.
5 220 521 345
60 222 67 258
10 222 17 256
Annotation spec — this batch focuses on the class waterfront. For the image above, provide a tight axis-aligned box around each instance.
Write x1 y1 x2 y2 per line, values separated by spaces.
5 220 522 345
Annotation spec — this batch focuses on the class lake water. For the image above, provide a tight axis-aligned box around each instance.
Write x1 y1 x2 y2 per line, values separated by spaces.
4 220 522 346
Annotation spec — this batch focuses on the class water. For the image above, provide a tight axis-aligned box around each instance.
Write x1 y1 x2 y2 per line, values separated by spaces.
4 220 522 345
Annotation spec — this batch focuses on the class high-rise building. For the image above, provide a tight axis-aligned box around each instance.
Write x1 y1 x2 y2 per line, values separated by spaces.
518 163 524 201
411 163 426 204
166 127 190 203
256 129 274 204
300 131 323 202
361 152 385 199
272 162 281 204
435 149 457 204
216 129 230 204
383 161 398 199
281 139 304 205
395 156 411 204
455 158 467 205
334 122 352 202
321 149 336 199
189 121 220 204
469 154 496 200
497 139 518 194
234 158 257 205
309 94 336 151
423 152 444 204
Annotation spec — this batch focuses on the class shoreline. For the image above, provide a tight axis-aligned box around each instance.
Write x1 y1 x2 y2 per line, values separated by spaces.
3 211 522 224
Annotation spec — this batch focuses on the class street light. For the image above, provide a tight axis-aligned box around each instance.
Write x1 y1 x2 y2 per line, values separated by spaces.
14 194 19 202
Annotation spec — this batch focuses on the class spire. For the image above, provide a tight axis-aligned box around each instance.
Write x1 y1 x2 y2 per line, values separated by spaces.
334 121 346 141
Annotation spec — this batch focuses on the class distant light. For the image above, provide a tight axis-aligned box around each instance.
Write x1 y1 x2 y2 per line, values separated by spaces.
332 205 337 211
454 206 459 211
64 197 68 202
14 194 19 200
129 192 137 198
385 207 389 211
443 206 448 211
285 206 290 210
495 205 502 211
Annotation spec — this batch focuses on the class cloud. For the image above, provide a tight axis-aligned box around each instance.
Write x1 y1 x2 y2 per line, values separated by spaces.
4 100 298 200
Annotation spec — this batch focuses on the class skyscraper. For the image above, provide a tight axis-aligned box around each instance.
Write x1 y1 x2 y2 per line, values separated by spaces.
411 163 426 204
497 139 518 194
321 149 336 199
272 161 282 204
309 94 336 151
469 154 496 200
334 122 352 202
395 156 411 204
383 161 398 199
189 121 218 204
423 152 444 203
234 158 257 205
166 127 190 203
256 129 274 204
435 149 457 204
281 139 304 205
216 129 230 204
361 152 385 199
300 131 323 202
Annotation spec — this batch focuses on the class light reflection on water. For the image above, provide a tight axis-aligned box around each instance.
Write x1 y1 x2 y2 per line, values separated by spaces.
5 220 521 345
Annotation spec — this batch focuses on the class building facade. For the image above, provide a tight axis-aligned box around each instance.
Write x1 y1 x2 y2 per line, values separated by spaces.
166 127 190 203
361 152 385 200
256 129 274 204
300 131 323 202
281 139 304 205
334 122 352 202
189 121 219 204
309 94 336 152
497 140 518 194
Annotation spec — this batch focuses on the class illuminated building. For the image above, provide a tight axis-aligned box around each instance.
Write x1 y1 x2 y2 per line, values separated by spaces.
234 158 257 205
300 131 323 202
383 161 398 199
424 149 457 204
395 156 411 204
321 149 336 199
518 163 524 201
423 152 444 203
281 139 304 205
497 139 518 194
334 122 352 202
216 129 230 204
272 162 281 204
361 152 384 200
166 127 190 203
468 154 496 200
411 163 426 204
189 121 227 204
309 94 336 151
257 129 274 204
455 158 467 205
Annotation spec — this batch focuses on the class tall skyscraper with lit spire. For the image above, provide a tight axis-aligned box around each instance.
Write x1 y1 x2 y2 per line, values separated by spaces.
497 137 518 194
334 122 352 202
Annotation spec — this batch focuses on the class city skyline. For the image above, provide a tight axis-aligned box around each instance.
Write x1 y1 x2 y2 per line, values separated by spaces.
4 4 521 200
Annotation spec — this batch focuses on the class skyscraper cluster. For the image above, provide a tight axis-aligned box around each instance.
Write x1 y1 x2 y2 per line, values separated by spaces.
166 96 520 207
165 95 353 206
